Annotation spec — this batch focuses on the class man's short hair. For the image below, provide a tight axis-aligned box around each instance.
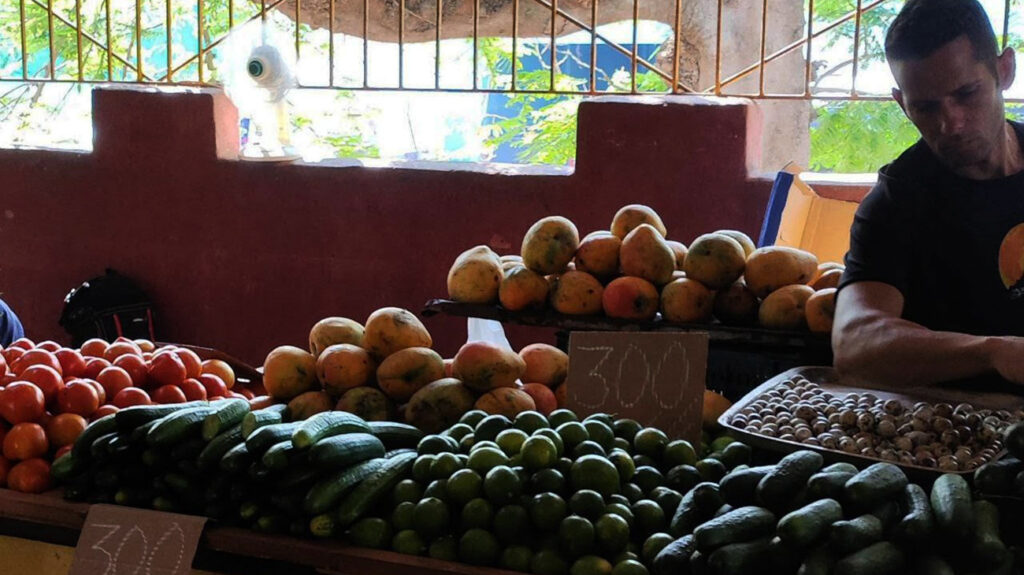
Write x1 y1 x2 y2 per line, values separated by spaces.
885 0 999 66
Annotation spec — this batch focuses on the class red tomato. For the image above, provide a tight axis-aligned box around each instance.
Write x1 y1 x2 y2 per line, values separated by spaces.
54 444 72 458
112 354 148 387
7 458 52 493
0 373 14 386
134 339 156 353
236 388 255 400
93 404 120 419
2 422 48 460
113 388 151 408
179 378 208 401
82 379 106 405
198 374 228 398
0 382 46 424
226 391 248 400
79 338 109 358
173 349 204 380
82 357 112 380
9 338 34 351
96 367 133 400
55 348 87 378
36 341 61 353
0 354 6 376
103 341 141 362
57 381 100 417
19 365 64 407
152 385 187 404
148 352 187 388
12 349 62 377
2 347 25 366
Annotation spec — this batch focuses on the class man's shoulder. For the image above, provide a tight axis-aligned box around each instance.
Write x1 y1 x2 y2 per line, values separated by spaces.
879 138 933 183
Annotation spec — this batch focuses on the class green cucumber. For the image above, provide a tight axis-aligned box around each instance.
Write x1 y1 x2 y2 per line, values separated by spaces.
972 500 1007 569
309 432 386 470
146 406 217 447
244 422 301 455
930 473 973 540
303 457 389 515
829 514 883 555
50 452 84 483
720 465 774 507
278 466 321 491
241 404 290 438
707 537 772 575
833 541 904 575
310 513 337 538
292 411 371 449
116 401 205 431
90 432 121 460
891 483 934 545
693 506 776 551
197 424 244 470
757 451 823 510
335 451 417 528
129 419 164 446
776 498 843 548
201 398 251 441
843 463 908 511
220 442 254 474
367 421 425 449
806 471 855 501
262 440 302 470
71 413 118 461
170 438 206 461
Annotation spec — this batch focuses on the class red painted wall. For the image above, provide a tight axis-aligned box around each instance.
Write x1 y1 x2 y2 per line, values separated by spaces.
0 87 870 366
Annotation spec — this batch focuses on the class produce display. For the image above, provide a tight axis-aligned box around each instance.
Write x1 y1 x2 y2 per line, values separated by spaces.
263 310 571 431
724 375 1021 472
446 204 843 334
0 336 245 493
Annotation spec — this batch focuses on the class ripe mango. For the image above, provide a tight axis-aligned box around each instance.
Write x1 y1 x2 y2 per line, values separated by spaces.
308 317 364 358
549 270 604 315
683 233 746 289
744 246 819 299
519 343 568 387
759 284 814 330
810 269 842 291
521 216 580 274
660 278 714 323
620 224 677 286
453 341 526 392
376 346 445 402
407 378 477 433
499 265 549 311
475 387 537 419
715 230 756 257
288 390 334 420
666 240 688 270
316 343 376 396
448 245 503 304
602 276 660 320
336 386 394 421
805 287 837 333
363 307 433 360
713 281 759 326
574 231 622 280
263 345 318 400
611 204 667 239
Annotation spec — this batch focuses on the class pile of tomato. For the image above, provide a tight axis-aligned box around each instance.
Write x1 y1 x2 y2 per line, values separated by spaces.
0 337 252 493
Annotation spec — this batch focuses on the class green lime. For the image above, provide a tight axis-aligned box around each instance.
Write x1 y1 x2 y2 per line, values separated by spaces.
484 465 522 505
570 555 613 575
556 421 590 448
532 549 570 575
472 440 501 452
530 492 568 531
632 428 668 459
411 455 436 483
461 497 494 530
632 454 658 469
391 501 416 530
348 517 392 549
570 455 621 498
445 423 475 442
459 528 500 566
605 502 634 529
583 421 615 450
509 453 524 468
500 545 534 572
569 489 606 520
621 482 644 503
612 551 639 565
423 479 448 501
468 447 511 473
531 468 566 493
555 457 574 477
497 428 530 456
430 452 463 479
606 450 636 482
608 494 630 507
631 499 666 535
418 434 455 455
709 435 736 453
447 468 483 505
612 419 643 442
632 466 664 495
558 515 595 558
412 497 450 537
534 428 565 457
573 440 607 458
457 453 470 467
665 465 701 494
548 409 579 428
494 504 530 544
515 410 550 434
512 465 530 485
475 414 513 442
594 513 630 552
460 409 488 427
611 559 648 575
391 529 426 555
662 440 698 469
640 533 674 564
459 433 476 453
649 487 683 518
584 413 614 426
720 442 752 469
612 437 632 452
521 435 559 471
429 535 458 561
392 479 423 505
695 458 728 482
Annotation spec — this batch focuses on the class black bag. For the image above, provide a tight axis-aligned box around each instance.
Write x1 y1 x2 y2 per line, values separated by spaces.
59 269 155 347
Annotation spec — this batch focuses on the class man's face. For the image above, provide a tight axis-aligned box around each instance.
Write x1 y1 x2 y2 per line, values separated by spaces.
891 35 1014 173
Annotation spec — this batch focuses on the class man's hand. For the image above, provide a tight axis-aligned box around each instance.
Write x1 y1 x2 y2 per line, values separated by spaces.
987 336 1024 384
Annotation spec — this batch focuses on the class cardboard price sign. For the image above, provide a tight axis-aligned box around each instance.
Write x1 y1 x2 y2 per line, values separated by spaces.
70 504 207 575
566 331 708 445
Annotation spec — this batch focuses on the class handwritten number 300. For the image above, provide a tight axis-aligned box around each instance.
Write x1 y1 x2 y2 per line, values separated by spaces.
576 343 690 409
90 522 186 575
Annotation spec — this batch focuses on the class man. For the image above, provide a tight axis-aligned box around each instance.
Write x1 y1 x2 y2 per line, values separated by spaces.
0 297 24 347
833 0 1024 387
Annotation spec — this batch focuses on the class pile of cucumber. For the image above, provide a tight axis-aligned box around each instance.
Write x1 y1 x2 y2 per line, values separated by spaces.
51 400 424 537
654 449 1014 575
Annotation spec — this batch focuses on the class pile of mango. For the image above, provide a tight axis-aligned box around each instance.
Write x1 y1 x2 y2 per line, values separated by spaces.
447 204 843 333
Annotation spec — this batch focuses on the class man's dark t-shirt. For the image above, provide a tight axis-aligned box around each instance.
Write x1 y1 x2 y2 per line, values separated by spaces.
0 298 24 347
838 121 1024 336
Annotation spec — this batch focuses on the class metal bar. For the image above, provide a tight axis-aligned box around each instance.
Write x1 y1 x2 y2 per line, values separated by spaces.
135 0 142 81
851 0 862 96
1003 0 1010 50
328 0 334 86
198 0 204 82
804 0 813 96
550 0 556 91
435 0 441 89
758 0 767 96
20 0 28 79
105 0 112 78
671 0 680 94
714 0 721 94
295 0 301 65
472 0 478 89
630 0 637 93
589 0 596 91
47 0 55 78
228 0 233 28
398 0 404 88
512 0 519 90
167 0 173 81
260 0 265 23
362 0 368 87
75 0 83 80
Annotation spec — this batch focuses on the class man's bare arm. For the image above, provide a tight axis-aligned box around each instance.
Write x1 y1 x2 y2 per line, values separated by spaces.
832 281 1024 387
